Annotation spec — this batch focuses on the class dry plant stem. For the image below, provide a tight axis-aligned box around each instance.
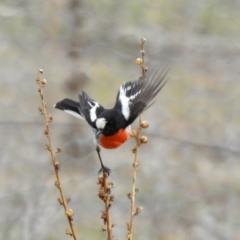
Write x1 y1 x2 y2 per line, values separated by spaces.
140 38 147 76
36 70 77 240
98 173 114 240
127 38 147 240
127 117 142 240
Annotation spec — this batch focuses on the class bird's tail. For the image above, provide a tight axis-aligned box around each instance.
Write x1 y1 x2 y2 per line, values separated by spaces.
54 98 83 119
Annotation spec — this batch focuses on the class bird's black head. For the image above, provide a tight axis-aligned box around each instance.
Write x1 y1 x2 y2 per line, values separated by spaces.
95 109 127 136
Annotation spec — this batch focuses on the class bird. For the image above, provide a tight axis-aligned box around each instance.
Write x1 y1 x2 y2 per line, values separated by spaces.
54 67 168 175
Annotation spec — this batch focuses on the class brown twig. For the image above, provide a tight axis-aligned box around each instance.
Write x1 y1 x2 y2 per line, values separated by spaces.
98 173 114 240
127 38 148 240
36 69 77 240
135 38 148 77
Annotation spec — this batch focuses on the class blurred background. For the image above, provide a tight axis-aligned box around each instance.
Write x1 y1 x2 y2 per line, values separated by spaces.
1 0 240 239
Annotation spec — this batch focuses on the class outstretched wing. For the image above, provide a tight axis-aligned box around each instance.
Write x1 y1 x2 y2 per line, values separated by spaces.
54 92 105 128
114 67 168 125
78 91 105 128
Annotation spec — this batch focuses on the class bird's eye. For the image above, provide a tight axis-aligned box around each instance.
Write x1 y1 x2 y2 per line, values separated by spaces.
108 121 113 125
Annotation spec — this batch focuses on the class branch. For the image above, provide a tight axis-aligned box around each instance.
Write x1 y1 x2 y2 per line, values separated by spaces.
36 69 77 240
98 173 114 240
127 38 148 240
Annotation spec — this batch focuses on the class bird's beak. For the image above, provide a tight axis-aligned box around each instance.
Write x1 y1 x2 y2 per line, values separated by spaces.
95 129 103 138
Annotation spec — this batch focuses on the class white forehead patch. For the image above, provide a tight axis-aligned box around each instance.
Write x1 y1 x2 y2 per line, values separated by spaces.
96 118 107 129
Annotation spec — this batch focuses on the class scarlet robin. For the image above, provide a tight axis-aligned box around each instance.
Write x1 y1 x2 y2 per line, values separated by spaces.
54 67 168 175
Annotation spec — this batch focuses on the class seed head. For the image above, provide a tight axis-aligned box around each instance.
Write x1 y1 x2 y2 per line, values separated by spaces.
139 135 148 144
135 207 143 215
135 58 143 65
133 162 139 167
66 209 74 217
130 130 137 137
140 121 149 128
41 79 47 85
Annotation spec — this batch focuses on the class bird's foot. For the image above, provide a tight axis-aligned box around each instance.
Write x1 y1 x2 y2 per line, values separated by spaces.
98 165 111 176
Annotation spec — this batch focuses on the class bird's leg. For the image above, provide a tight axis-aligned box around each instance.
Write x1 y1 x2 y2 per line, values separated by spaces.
96 145 111 175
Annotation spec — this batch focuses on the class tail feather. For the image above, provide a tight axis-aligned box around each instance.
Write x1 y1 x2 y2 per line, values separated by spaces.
54 98 83 119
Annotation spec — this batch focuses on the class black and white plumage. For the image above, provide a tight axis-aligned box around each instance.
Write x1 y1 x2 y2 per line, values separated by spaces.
55 67 167 134
54 67 168 174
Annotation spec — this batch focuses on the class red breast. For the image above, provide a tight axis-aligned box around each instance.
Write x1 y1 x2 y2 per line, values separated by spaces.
99 129 129 149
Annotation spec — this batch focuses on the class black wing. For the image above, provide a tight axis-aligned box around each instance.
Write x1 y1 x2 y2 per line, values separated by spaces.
54 93 105 128
114 67 168 126
78 91 105 128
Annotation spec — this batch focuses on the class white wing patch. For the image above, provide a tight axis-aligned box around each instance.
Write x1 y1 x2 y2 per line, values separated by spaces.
126 86 131 91
129 89 141 100
64 110 84 119
88 101 100 122
119 84 141 120
119 86 130 120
